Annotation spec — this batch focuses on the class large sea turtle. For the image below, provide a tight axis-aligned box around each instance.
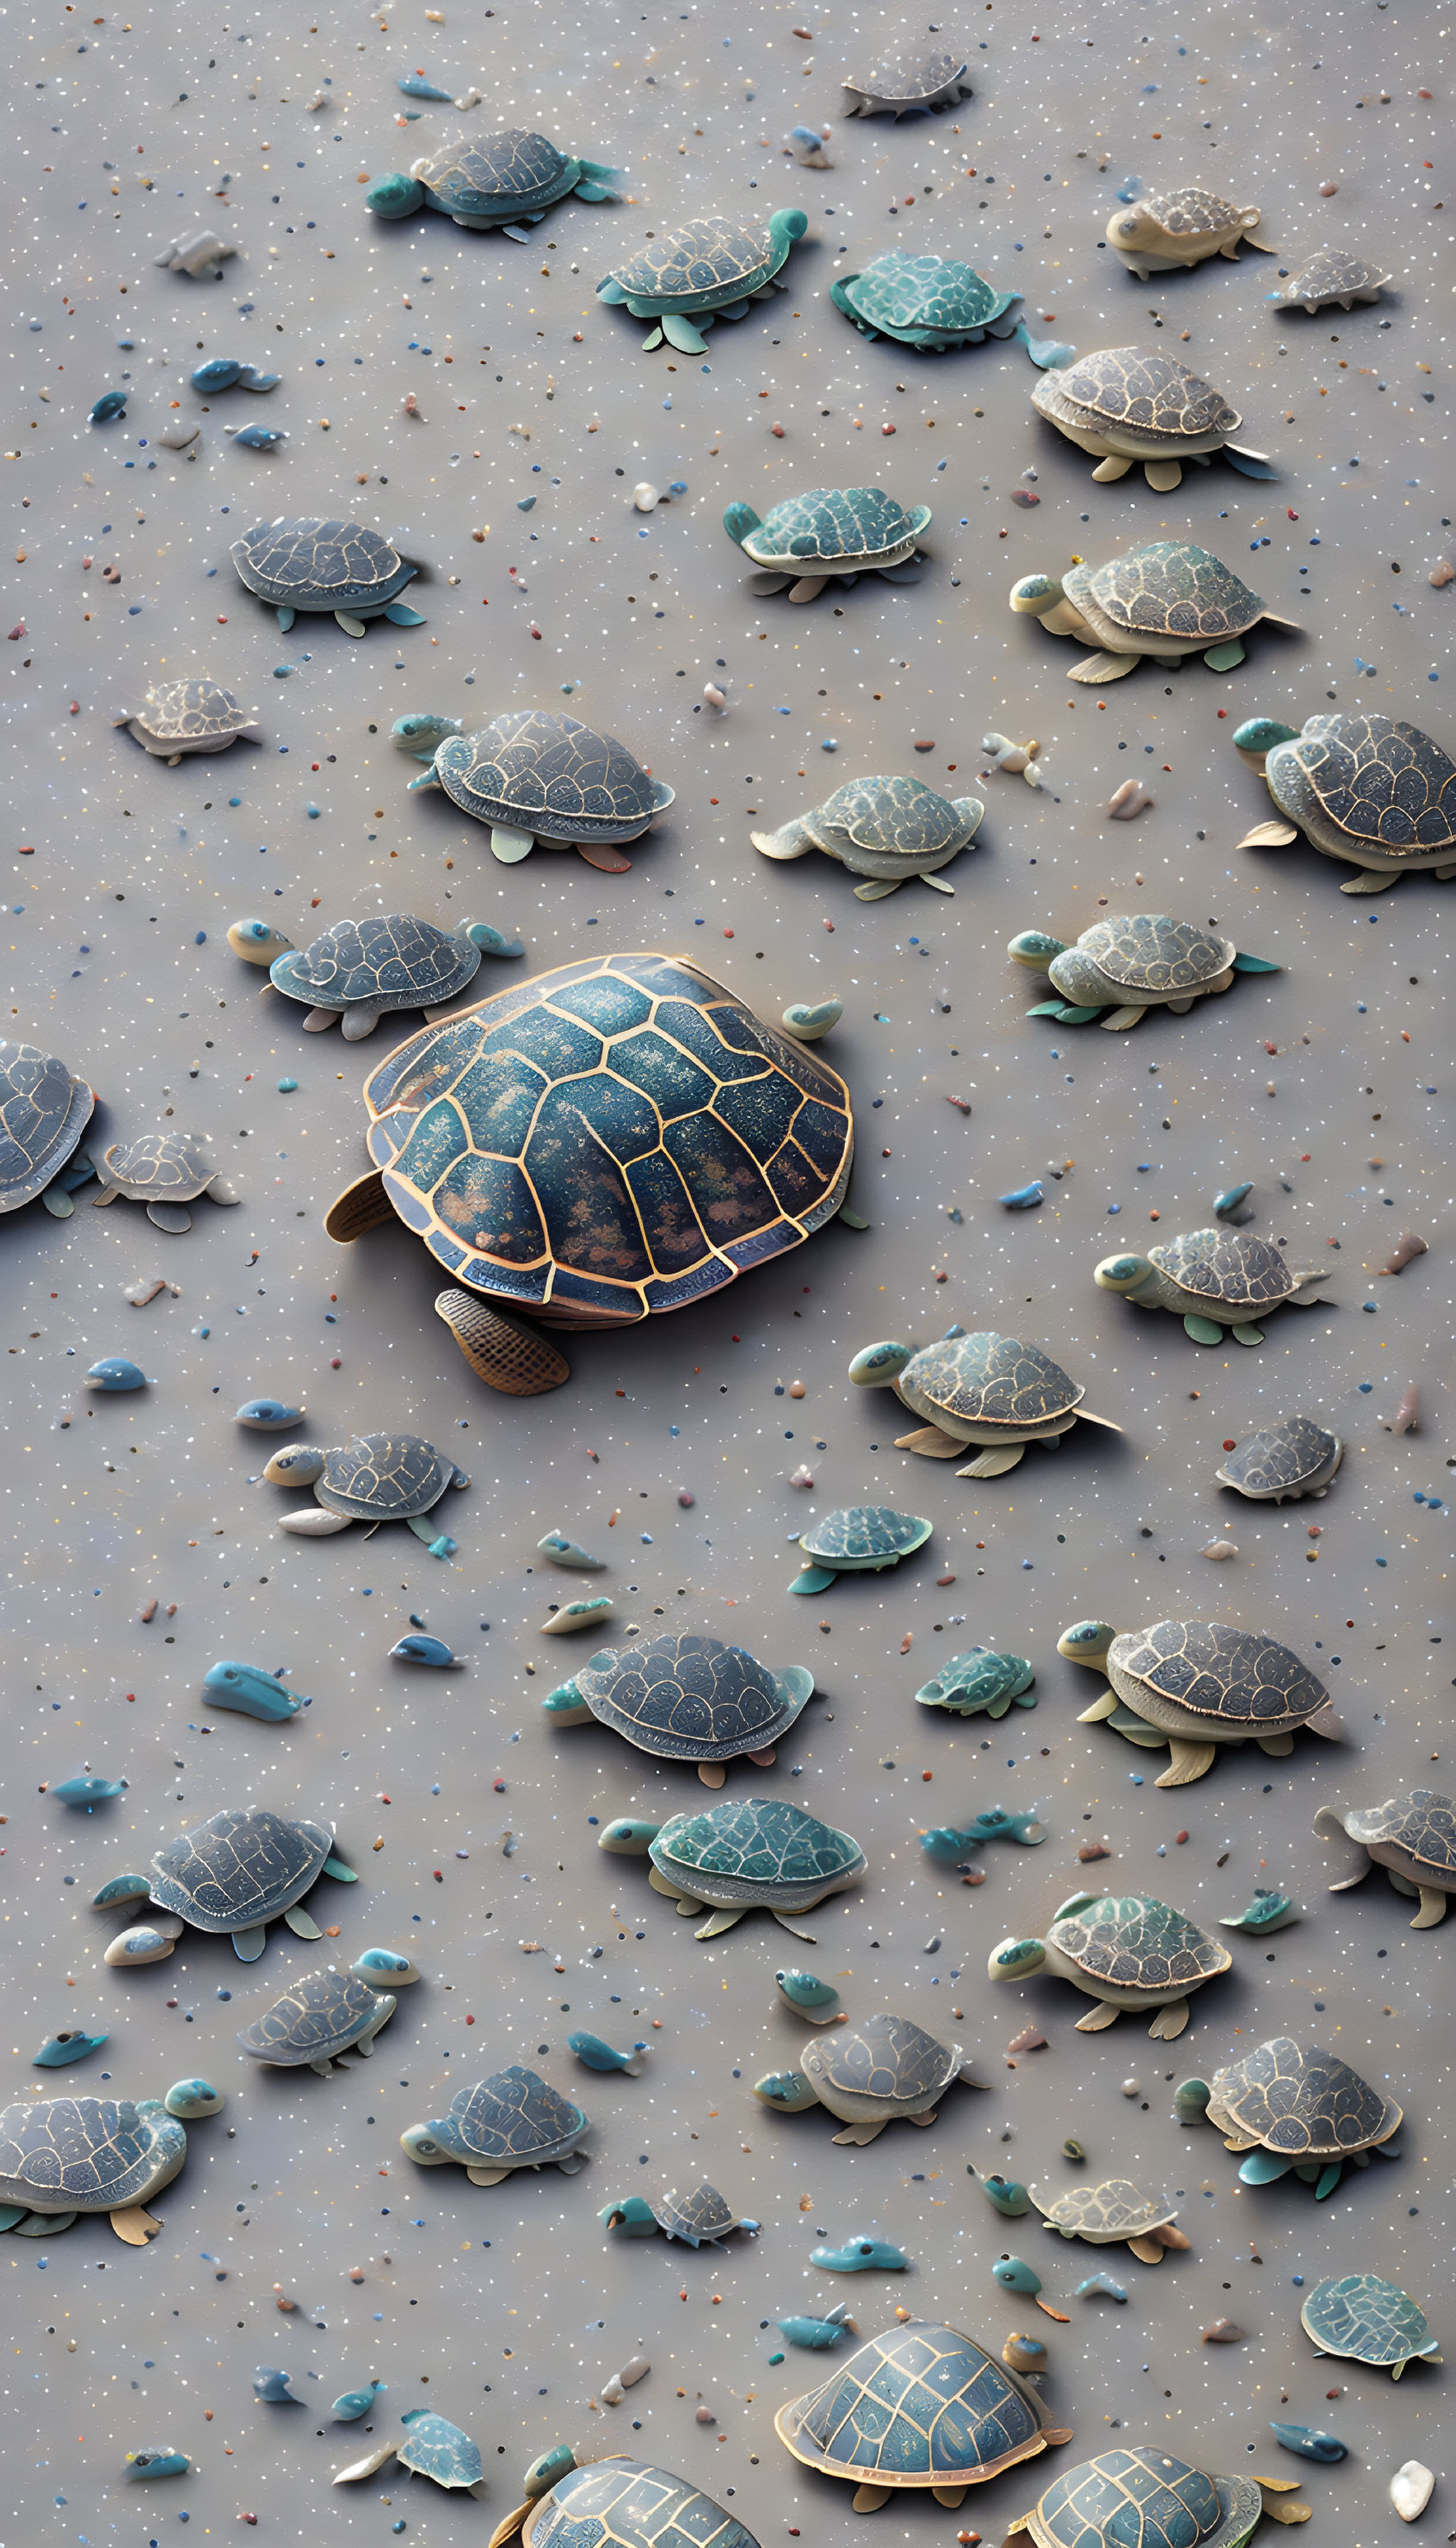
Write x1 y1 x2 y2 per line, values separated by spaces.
1032 349 1274 488
230 517 424 634
1009 542 1297 682
1177 2036 1402 2197
1313 1789 1456 1927
1299 2273 1440 2378
0 2094 191 2243
1058 1617 1334 1786
1005 2446 1307 2548
365 129 621 236
399 2068 589 2184
0 1039 96 1217
542 1630 814 1785
848 1330 1121 1476
486 2448 764 2548
92 1805 356 1963
236 1949 418 2073
1233 709 1456 891
990 1892 1231 2038
830 253 1021 352
267 913 520 1037
775 2320 1070 2509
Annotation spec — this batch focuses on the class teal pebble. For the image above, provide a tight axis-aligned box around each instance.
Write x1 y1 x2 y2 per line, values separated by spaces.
977 2173 1032 2218
768 2349 785 2365
277 1077 298 1093
991 2256 1041 2295
1076 2271 1127 2302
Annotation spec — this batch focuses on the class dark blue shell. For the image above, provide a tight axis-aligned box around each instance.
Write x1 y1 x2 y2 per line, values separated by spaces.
778 2322 1051 2482
531 2461 761 2548
1031 2451 1237 2548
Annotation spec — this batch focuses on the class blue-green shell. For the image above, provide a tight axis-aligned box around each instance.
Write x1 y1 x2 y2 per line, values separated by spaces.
777 2321 1056 2485
1025 2450 1258 2548
270 916 478 1014
1299 2273 1437 2369
836 251 1017 336
397 2408 483 2488
574 1632 807 1761
916 1650 1033 1714
529 2460 760 2548
1076 916 1231 994
425 2068 586 2162
1048 1897 1229 1990
651 1798 862 1896
0 1040 94 1209
230 518 416 611
1268 712 1456 855
655 2181 745 2241
799 1507 930 1564
604 215 776 302
1077 544 1263 641
430 712 666 838
418 129 571 214
1209 2037 1399 2155
811 2014 958 2107
147 1806 334 1932
739 489 929 566
0 2095 186 2212
235 1968 387 2064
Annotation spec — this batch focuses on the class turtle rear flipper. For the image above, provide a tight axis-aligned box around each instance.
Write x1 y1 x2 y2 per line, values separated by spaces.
434 1292 570 1395
1340 867 1402 892
325 1171 395 1242
1070 651 1137 683
1156 1741 1218 1786
110 2204 163 2244
1074 2002 1120 2033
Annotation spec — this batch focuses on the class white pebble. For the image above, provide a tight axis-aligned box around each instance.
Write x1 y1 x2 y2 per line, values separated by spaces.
1120 2077 1139 2097
1391 2462 1434 2523
601 2373 624 2404
703 682 727 711
620 2357 651 2388
632 482 660 512
1200 1540 1238 1561
1107 778 1153 820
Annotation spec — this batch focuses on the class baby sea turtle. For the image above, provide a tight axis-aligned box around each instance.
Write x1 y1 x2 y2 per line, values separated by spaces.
916 1650 1035 1718
268 914 516 1038
236 1949 419 2074
0 2094 189 2243
1030 2178 1187 2261
0 1039 96 1218
1217 1417 1343 1502
1180 2036 1402 2197
263 1432 468 1548
598 1797 866 1940
1005 2446 1308 2548
990 1893 1231 2039
1313 1788 1456 1928
1009 915 1277 1029
723 487 932 603
1032 349 1274 489
1093 1227 1328 1345
114 677 259 762
830 251 1021 352
848 1331 1121 1478
1107 188 1274 281
841 48 973 118
90 1133 239 1233
1009 541 1298 682
542 1629 814 1786
790 1506 932 1595
324 952 854 1393
777 2319 1070 2511
402 709 674 870
597 209 808 354
1267 251 1392 313
93 1805 355 1963
399 2067 589 2184
1058 1617 1333 1788
601 2181 760 2247
230 516 424 635
754 2013 981 2146
751 774 983 899
486 2449 763 2548
336 2407 486 2494
1299 2273 1441 2379
1233 709 1456 892
366 129 622 236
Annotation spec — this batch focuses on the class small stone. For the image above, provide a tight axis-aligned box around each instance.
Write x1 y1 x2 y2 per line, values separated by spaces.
1077 1841 1111 1862
1200 1541 1238 1561
1009 490 1040 508
1107 778 1153 820
1120 2078 1139 2098
694 2404 716 2425
1391 2462 1434 2522
620 2358 650 2387
1318 180 1339 195
1006 2026 1047 2052
633 483 660 512
1429 560 1454 588
677 1490 694 1508
1201 2318 1246 2343
123 1277 167 1305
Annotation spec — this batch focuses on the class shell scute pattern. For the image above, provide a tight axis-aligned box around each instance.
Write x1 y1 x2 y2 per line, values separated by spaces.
799 1507 926 1562
1149 188 1244 237
749 490 922 565
1300 2273 1435 2367
1086 545 1262 640
905 1334 1081 1427
612 218 773 299
0 1041 92 1205
844 251 1012 331
150 1806 332 1931
318 1434 451 1516
0 2097 179 2208
423 129 568 208
1274 251 1389 304
577 1633 786 1757
1212 2037 1397 2153
231 518 409 606
1033 2450 1228 2548
817 2014 953 2104
827 774 968 857
1042 2179 1173 2236
103 1133 213 1197
1080 918 1230 995
1114 1622 1326 1727
1062 351 1239 438
530 2459 762 2548
657 1798 859 1887
657 2184 739 2240
437 712 660 833
237 1970 379 2060
1344 1790 1456 1876
1219 1417 1336 1495
135 678 251 742
782 2323 1046 2480
1291 713 1456 854
279 916 475 1009
853 48 969 105
438 2067 583 2160
1151 1229 1295 1308
1053 1897 1227 1990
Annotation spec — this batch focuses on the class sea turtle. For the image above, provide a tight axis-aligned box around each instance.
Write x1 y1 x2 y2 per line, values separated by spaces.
790 1507 932 1595
916 1650 1036 1718
597 1797 866 1940
1058 1617 1333 1787
335 2407 486 2494
753 2013 981 2145
596 209 808 353
1009 915 1278 1029
1266 252 1392 313
990 1892 1231 2039
267 914 518 1038
0 1039 96 1218
399 2066 590 2184
848 1331 1121 1478
841 49 973 118
114 676 259 762
830 252 1021 351
1009 542 1299 682
750 774 983 898
1232 710 1456 891
601 2181 761 2247
541 1630 815 1786
486 2448 763 2548
1107 188 1274 281
236 1948 420 2074
89 1132 240 1232
400 710 674 870
1313 1788 1456 1928
262 1432 469 1549
1093 1227 1329 1345
1299 2273 1441 2379
92 1805 356 1963
1216 1417 1343 1502
1030 2179 1188 2261
775 2320 1070 2511
1031 349 1274 488
1005 2446 1309 2548
230 516 425 635
322 953 855 1394
365 129 622 236
722 487 932 602
0 2094 189 2243
1177 2036 1403 2196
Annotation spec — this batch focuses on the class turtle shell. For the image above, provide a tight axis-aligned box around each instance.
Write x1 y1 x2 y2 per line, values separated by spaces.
1138 188 1247 238
1299 2273 1437 2370
431 713 667 841
148 1806 335 1932
230 518 414 609
655 2181 743 2242
841 251 1015 334
270 916 478 1013
1340 1790 1456 1879
428 2067 586 2162
525 2459 760 2548
1272 252 1391 306
798 1507 930 1564
776 2321 1057 2486
1276 713 1456 856
1149 1228 1297 1309
1077 916 1233 996
355 953 853 1327
316 1433 453 1519
1021 2449 1260 2548
102 1133 214 1200
1052 349 1240 441
744 489 929 566
573 1632 807 1762
397 2408 483 2489
1048 1897 1230 1991
235 1967 386 2065
1109 1621 1327 1730
0 1040 93 1209
0 2095 184 2212
132 678 255 742
847 49 970 106
1208 2037 1401 2156
1035 2178 1177 2238
916 1650 1032 1712
807 2014 959 2109
898 1335 1082 1431
1082 544 1262 641
606 216 775 304
811 775 971 859
1217 1417 1338 1496
651 1798 864 1898
418 128 570 213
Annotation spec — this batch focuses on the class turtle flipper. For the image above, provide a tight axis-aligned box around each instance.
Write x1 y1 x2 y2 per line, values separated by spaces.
1070 651 1137 683
384 602 427 626
1100 1006 1146 1031
435 1291 570 1394
466 2164 511 2186
698 1763 728 1788
1339 867 1401 891
1144 460 1182 492
231 1926 269 1961
325 1171 394 1243
789 576 830 603
1412 1887 1448 1928
146 1201 193 1232
577 842 632 873
285 1904 324 1939
790 1564 837 1594
1238 818 1300 848
694 1908 745 1938
751 817 816 860
1077 1688 1120 1722
831 2122 886 2146
1203 639 1247 671
1230 1323 1265 1346
1183 1315 1225 1344
110 2204 164 2244
1073 2002 1120 2032
854 879 903 899
1052 1006 1103 1025
955 1446 1025 1477
1146 2000 1190 2040
932 2488 968 2509
275 607 296 632
1224 447 1279 479
490 824 536 863
1091 455 1133 481
336 613 369 637
852 2486 892 2512
1256 1732 1293 1756
1255 2484 1310 2526
771 1909 818 1943
1156 1742 1218 1786
922 872 956 894
894 1424 965 1457
662 314 709 355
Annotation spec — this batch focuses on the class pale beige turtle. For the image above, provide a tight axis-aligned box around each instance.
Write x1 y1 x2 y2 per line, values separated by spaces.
841 46 972 119
1031 348 1274 490
91 1133 240 1232
114 677 259 763
1267 251 1391 314
1314 1790 1456 1928
1107 188 1275 281
1031 2177 1189 2265
1058 1617 1336 1787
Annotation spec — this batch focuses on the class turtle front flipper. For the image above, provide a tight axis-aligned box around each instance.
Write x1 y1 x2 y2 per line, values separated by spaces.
694 1908 745 1938
340 1003 386 1040
1125 2235 1167 2264
1100 1006 1147 1031
831 2122 885 2147
1412 1887 1448 1928
576 842 632 873
854 879 903 900
1339 867 1402 892
1183 1315 1225 1344
146 1202 192 1232
1070 651 1138 682
435 1292 570 1395
466 2164 511 2187
1256 1733 1293 1757
1237 819 1300 848
1155 1742 1218 1786
852 2485 892 2512
895 1425 965 1457
110 2204 164 2243
1255 2483 1311 2526
662 315 710 354
790 1564 837 1594
1073 2002 1121 2033
1146 1999 1191 2040
751 817 817 860
304 1007 343 1032
922 873 956 894
384 602 427 626
932 2487 968 2509
1091 455 1133 482
276 606 296 632
490 824 536 863
231 1925 269 1961
284 1904 324 1940
955 1446 1026 1478
1229 1324 1265 1346
336 613 369 637
325 1170 394 1243
1144 460 1182 492
789 576 830 603
771 1909 820 1943
1203 639 1246 671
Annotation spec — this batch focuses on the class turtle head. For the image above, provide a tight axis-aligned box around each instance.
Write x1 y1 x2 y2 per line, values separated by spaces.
1009 571 1066 614
1007 929 1068 970
722 502 763 550
1058 1619 1116 1666
1311 1805 1349 1843
752 2068 819 2113
599 2195 658 2236
1095 1251 1155 1296
1232 715 1300 769
262 1442 324 1485
1173 2077 1212 2123
540 1679 595 1725
596 1817 661 1854
848 1340 916 1387
989 1934 1047 1982
392 709 464 760
460 920 526 959
1107 202 1163 251
92 1872 153 1907
351 1947 419 1986
366 172 426 219
398 2120 449 2164
227 917 294 965
769 207 811 251
525 2446 579 2500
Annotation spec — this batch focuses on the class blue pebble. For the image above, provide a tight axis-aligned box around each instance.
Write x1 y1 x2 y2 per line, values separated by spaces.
230 423 287 449
85 1356 147 1392
810 2236 910 2273
1358 1382 1373 1393
398 71 453 97
331 2380 386 2422
235 1398 303 1428
277 1077 299 1093
517 497 537 512
998 1181 1044 1210
1269 2424 1347 2464
568 2030 645 2074
89 391 127 423
34 2027 108 2067
201 1662 306 1723
1076 2271 1128 2302
776 2312 853 2348
388 1633 461 1668
52 1774 127 1806
252 2367 302 2403
991 2256 1041 2296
